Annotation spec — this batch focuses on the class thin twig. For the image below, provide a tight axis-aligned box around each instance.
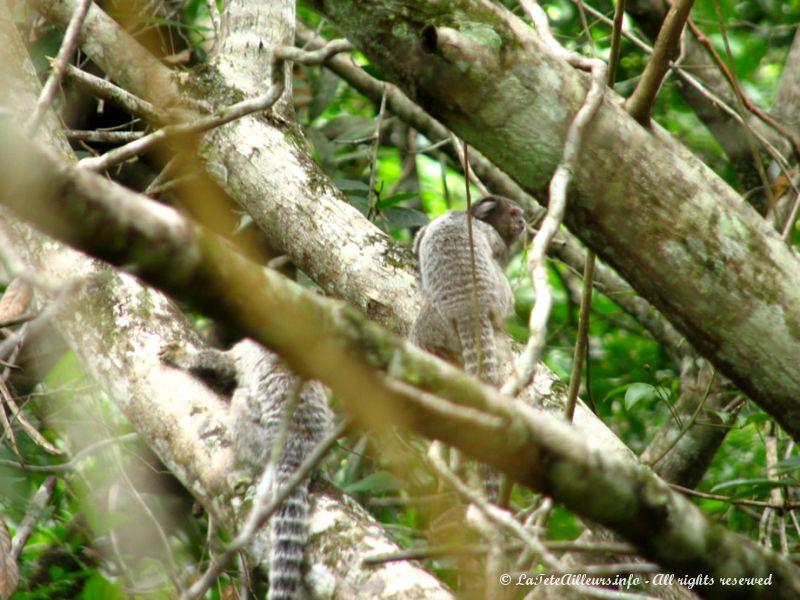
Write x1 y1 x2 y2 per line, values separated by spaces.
0 275 88 367
27 0 94 134
565 253 594 421
367 86 388 220
576 0 596 55
297 22 688 360
10 476 57 558
506 1 607 398
450 135 490 196
64 64 167 124
648 370 716 467
568 0 791 172
0 382 20 458
781 191 800 242
670 482 800 510
607 0 626 86
0 432 138 473
687 18 800 162
565 0 625 421
710 0 774 209
79 40 353 172
765 426 787 553
464 143 484 379
1 379 62 455
113 446 183 592
66 130 144 143
427 444 646 600
362 540 635 564
205 0 221 36
144 157 180 196
428 443 560 568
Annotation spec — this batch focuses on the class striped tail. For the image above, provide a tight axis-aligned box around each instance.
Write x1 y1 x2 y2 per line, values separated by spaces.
454 315 500 385
268 482 310 600
454 315 502 501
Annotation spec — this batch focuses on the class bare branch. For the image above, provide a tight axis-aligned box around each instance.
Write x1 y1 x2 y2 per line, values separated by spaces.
78 39 353 171
2 122 798 594
508 1 607 397
10 476 57 558
205 0 221 36
66 130 144 143
626 0 694 125
26 0 93 133
63 64 167 124
181 419 349 600
296 22 687 359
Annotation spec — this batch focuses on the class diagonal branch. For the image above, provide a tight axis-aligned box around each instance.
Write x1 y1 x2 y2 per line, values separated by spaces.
626 0 694 126
26 0 93 133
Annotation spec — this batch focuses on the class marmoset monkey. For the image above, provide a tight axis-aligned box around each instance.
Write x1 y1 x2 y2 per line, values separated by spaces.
411 195 525 385
161 340 333 600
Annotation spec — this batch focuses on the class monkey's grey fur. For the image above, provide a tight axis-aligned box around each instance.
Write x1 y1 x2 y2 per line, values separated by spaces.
411 196 524 498
161 340 333 600
411 196 523 386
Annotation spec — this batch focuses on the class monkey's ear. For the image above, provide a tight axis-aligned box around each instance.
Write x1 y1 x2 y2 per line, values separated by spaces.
471 196 500 220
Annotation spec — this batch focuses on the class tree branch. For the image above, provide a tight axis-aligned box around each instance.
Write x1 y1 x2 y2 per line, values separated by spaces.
626 0 694 126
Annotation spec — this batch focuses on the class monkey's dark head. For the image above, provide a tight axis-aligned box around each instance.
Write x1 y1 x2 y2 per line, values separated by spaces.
471 195 526 246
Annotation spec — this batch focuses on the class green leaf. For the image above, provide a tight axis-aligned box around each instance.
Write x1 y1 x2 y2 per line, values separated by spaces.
624 383 656 410
344 470 401 494
78 574 125 600
773 455 800 473
383 207 429 228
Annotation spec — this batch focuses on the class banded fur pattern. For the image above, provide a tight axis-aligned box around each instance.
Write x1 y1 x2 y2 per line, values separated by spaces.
413 212 513 385
229 340 333 600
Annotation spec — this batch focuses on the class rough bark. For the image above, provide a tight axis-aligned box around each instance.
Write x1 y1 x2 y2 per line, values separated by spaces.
296 24 687 360
309 0 800 442
10 1 800 596
27 0 419 335
2 216 453 599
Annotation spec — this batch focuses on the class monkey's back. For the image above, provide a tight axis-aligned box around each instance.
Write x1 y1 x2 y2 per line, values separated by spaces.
416 212 511 318
414 212 514 384
229 340 332 467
